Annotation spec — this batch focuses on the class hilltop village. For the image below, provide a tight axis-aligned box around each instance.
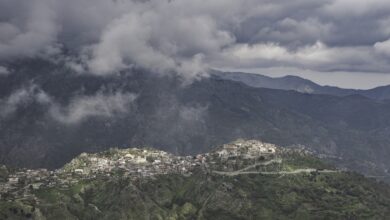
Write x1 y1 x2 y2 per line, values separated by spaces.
0 140 310 202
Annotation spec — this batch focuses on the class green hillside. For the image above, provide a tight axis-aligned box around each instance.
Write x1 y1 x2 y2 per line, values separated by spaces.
1 140 389 219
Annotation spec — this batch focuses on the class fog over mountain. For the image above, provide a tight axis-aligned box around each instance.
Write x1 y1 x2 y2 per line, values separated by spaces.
2 1 390 218
1 0 390 174
0 59 389 184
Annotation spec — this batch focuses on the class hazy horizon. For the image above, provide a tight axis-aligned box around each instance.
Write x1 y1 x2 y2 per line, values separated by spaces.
220 67 390 90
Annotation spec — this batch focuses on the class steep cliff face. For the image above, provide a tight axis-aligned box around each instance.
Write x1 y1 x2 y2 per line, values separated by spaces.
1 140 389 220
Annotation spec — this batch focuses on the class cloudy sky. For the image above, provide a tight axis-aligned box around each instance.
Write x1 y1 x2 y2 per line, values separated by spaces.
1 0 390 88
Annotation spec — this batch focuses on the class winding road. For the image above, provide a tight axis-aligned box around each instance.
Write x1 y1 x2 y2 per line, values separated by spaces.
212 159 338 176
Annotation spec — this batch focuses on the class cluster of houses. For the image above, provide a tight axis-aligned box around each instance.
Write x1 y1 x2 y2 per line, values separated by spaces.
0 140 280 201
0 168 56 201
214 139 277 160
62 148 208 179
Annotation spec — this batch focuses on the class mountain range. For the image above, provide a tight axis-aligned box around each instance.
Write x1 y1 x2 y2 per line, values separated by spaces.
0 59 390 183
215 71 390 101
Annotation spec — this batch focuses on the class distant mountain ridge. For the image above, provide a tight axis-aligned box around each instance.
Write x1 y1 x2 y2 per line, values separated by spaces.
215 71 390 101
1 58 390 184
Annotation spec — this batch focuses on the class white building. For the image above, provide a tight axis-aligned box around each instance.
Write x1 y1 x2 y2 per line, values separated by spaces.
74 169 84 174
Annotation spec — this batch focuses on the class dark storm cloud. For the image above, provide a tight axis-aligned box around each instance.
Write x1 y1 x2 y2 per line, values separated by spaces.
0 0 60 59
1 0 390 78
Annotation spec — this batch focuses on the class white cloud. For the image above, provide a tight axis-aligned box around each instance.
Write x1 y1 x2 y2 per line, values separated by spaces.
224 43 289 61
49 92 137 124
219 41 390 73
0 66 9 75
0 84 51 117
374 39 390 56
0 0 60 59
86 1 234 77
0 83 138 124
2 0 390 81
